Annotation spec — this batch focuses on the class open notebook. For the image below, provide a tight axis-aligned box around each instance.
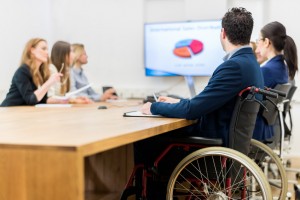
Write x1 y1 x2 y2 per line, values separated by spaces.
123 111 162 118
52 83 92 100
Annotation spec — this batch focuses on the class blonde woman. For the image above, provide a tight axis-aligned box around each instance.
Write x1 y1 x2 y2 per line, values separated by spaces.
250 41 267 65
1 38 62 106
70 43 117 102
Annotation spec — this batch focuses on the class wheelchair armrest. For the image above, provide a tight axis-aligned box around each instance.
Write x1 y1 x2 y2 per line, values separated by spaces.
168 136 223 146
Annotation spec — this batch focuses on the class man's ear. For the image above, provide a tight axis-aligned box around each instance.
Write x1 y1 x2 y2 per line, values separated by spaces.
221 28 226 39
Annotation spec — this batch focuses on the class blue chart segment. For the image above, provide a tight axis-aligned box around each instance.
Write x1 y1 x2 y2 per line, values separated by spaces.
173 39 204 58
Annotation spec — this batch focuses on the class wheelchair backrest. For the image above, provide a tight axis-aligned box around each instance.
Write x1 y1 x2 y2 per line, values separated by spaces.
228 91 260 155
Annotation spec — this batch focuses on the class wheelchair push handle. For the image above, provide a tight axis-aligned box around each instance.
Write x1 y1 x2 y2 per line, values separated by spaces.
237 87 278 112
240 86 278 99
264 87 287 97
255 88 278 98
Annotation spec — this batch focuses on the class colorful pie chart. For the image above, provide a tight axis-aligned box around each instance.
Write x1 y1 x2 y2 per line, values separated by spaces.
173 39 204 58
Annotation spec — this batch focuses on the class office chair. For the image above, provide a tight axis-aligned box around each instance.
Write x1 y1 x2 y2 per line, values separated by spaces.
262 84 292 156
282 85 297 148
121 86 276 200
248 83 292 200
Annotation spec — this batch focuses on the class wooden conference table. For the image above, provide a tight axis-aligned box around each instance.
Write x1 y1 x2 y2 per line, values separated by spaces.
0 101 195 200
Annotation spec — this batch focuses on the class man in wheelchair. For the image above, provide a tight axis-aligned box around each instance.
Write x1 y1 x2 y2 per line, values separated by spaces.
126 7 266 199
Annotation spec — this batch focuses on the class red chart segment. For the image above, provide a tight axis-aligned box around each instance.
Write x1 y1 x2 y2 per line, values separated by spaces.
173 39 204 58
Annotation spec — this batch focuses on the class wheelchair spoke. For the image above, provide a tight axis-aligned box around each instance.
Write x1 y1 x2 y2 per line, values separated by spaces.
167 147 272 200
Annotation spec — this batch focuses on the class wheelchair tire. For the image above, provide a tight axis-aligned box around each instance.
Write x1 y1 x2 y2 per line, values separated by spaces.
167 146 272 200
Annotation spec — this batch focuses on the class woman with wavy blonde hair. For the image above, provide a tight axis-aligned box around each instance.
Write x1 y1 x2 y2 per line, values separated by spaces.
1 38 62 106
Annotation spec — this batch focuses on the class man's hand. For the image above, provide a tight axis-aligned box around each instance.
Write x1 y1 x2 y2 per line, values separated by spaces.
141 102 152 114
158 96 180 104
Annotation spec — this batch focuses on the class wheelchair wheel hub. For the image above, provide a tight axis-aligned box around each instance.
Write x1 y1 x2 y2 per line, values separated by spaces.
207 191 227 200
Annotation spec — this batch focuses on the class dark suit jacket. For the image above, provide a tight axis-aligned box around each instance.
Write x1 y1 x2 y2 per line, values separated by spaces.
151 47 264 146
253 55 288 141
1 64 48 106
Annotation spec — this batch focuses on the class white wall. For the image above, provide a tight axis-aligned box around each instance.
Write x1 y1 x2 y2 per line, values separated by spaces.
0 0 299 100
0 0 52 100
50 0 145 97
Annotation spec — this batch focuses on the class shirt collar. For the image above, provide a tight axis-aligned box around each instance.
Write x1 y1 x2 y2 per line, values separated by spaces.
260 54 284 67
72 67 83 75
223 45 251 61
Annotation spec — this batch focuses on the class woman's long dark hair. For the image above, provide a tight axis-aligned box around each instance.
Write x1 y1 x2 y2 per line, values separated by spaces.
50 41 71 94
261 21 298 79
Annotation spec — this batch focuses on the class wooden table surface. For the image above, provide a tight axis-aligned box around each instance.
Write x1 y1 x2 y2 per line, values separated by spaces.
0 101 195 155
0 101 195 200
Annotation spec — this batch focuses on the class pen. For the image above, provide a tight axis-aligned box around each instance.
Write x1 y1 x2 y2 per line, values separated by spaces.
59 63 64 73
153 92 158 102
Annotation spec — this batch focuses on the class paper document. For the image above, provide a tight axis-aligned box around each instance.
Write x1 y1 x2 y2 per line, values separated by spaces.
52 83 92 100
123 111 162 118
106 99 128 103
35 104 72 108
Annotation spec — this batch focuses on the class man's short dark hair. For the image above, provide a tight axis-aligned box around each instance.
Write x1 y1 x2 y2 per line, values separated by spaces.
222 7 253 45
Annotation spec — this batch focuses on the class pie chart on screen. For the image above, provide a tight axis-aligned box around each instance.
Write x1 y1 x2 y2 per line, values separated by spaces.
173 39 204 58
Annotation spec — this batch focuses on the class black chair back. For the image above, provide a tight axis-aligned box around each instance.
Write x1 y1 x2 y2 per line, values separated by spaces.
283 85 297 138
283 85 297 116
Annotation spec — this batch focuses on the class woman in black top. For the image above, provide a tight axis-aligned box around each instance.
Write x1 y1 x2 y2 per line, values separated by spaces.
1 38 63 106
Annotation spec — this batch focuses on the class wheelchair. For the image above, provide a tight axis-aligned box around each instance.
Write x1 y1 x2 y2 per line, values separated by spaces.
121 86 277 200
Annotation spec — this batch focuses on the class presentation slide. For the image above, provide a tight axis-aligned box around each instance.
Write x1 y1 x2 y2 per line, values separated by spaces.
144 20 225 76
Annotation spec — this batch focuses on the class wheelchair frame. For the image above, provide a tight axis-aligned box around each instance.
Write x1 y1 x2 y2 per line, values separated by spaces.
121 86 277 200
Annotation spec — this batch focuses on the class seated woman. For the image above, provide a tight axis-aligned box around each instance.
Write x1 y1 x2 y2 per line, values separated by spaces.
70 43 117 102
1 38 63 106
48 41 92 104
250 41 267 65
253 21 298 141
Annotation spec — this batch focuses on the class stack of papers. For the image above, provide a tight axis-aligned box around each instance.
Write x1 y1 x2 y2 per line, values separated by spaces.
52 83 92 100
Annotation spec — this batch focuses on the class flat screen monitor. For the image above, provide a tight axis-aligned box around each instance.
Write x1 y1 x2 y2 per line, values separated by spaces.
144 20 225 76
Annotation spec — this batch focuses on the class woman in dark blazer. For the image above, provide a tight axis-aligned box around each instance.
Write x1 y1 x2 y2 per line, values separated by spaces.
253 21 298 141
1 38 62 106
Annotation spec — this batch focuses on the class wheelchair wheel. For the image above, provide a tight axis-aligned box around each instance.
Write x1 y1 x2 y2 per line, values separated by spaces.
249 139 288 200
167 146 272 200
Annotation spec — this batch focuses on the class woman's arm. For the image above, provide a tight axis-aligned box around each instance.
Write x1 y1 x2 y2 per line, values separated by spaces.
34 73 63 101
